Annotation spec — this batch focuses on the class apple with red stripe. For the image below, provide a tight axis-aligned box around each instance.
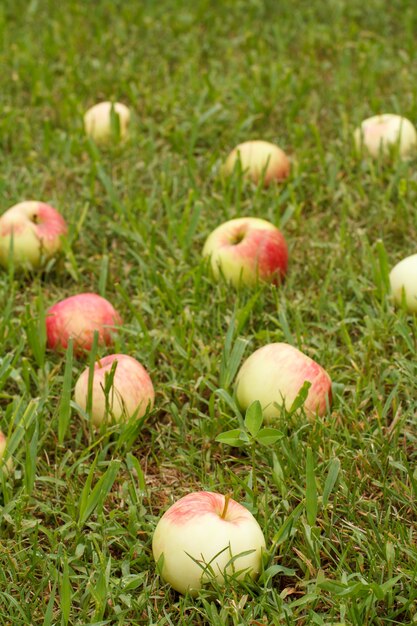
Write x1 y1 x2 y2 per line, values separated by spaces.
0 201 67 269
74 354 154 426
203 217 288 287
152 491 266 595
46 293 122 355
223 140 290 186
236 342 332 420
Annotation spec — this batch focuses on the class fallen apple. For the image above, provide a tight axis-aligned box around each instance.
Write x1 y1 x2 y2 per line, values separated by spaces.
353 114 417 159
74 353 154 425
0 431 13 474
389 253 417 312
235 342 332 420
152 491 266 595
202 217 288 287
84 101 131 144
0 201 67 270
223 140 290 185
46 293 122 354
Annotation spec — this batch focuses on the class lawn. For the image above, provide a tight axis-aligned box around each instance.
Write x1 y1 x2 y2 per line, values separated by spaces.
1 0 417 624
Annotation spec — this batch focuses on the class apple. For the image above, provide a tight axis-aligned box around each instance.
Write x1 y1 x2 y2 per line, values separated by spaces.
0 431 13 474
235 342 332 420
223 140 290 185
353 114 417 159
74 354 154 426
46 293 122 354
389 254 417 312
152 491 266 595
0 201 67 269
202 217 288 287
84 101 131 144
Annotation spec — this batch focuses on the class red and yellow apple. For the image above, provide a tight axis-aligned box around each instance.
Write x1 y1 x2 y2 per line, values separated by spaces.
152 491 266 595
223 140 290 186
84 101 131 144
74 353 154 426
389 254 417 312
0 201 67 269
354 114 417 159
203 217 288 287
46 293 122 354
235 342 332 419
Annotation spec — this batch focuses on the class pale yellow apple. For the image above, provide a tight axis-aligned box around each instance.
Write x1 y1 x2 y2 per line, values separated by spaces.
390 254 417 312
354 114 417 159
84 101 131 144
223 140 290 185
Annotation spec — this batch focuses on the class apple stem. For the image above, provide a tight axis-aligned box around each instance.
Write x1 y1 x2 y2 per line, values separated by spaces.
220 493 232 519
96 357 103 369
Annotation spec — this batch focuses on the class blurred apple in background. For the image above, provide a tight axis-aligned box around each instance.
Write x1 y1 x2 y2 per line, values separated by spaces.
354 114 417 159
235 342 332 420
223 140 290 185
152 491 266 595
46 293 122 354
0 201 67 270
84 101 131 144
74 354 154 426
0 431 13 474
390 254 417 312
203 217 288 287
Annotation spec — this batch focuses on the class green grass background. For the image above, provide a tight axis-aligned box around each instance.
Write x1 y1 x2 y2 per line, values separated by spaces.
1 0 417 623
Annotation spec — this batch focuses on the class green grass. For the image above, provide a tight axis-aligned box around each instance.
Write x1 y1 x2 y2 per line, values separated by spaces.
1 0 417 623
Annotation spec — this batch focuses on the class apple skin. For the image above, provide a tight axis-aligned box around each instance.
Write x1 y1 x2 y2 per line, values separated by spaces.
84 101 131 144
235 342 332 420
223 140 290 186
152 491 266 596
353 114 417 159
0 201 67 269
46 293 122 354
0 431 13 474
202 217 288 287
389 254 417 312
74 354 154 426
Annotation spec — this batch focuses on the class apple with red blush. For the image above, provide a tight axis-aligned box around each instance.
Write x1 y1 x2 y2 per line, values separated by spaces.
235 342 332 420
203 217 288 287
223 140 290 186
46 293 122 355
74 353 154 426
152 491 266 595
0 201 67 270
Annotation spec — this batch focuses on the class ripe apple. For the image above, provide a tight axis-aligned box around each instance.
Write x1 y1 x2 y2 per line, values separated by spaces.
0 201 67 269
202 217 288 287
152 491 266 595
0 431 13 474
46 293 122 354
223 140 290 186
74 354 154 426
389 254 417 312
353 114 417 159
84 101 131 144
235 342 332 420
